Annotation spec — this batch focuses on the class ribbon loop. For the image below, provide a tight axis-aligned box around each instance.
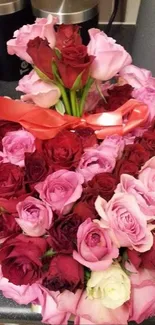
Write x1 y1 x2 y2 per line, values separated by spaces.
0 97 149 139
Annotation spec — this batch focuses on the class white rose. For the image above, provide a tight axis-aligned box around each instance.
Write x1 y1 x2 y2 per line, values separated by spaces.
87 263 131 309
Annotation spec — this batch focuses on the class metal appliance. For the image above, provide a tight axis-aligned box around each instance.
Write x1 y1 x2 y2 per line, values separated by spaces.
31 0 99 44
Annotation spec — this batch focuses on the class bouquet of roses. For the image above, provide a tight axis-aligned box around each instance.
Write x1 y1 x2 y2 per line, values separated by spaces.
0 13 155 325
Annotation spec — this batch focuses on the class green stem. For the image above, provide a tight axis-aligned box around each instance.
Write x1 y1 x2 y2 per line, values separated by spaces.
79 77 94 116
56 83 72 115
70 90 80 116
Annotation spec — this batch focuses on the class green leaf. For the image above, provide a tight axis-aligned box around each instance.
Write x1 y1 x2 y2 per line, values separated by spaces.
71 72 83 91
34 66 52 82
55 47 62 59
55 100 65 115
52 62 64 86
42 248 56 258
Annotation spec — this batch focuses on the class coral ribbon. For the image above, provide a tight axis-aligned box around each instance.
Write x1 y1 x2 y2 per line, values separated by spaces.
0 97 149 139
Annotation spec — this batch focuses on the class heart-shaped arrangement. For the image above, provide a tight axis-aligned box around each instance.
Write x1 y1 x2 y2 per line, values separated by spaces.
0 14 155 325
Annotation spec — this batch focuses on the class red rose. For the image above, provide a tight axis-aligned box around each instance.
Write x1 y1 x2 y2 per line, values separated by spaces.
74 127 97 149
43 255 84 292
0 163 25 199
36 130 83 171
0 234 48 285
48 214 82 254
48 203 96 254
73 201 96 221
56 24 82 50
0 120 21 151
27 37 54 79
0 211 21 241
25 151 49 189
114 159 139 182
127 237 155 270
91 84 133 114
80 190 99 217
136 131 155 156
123 144 150 168
87 172 117 201
56 45 94 89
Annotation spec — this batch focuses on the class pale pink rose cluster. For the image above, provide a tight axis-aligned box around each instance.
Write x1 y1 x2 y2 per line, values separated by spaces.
16 70 61 108
120 64 155 123
1 129 36 167
7 15 57 63
77 135 125 181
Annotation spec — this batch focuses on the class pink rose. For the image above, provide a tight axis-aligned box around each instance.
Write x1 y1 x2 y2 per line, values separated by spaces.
7 15 57 63
139 157 155 191
99 135 125 159
35 170 84 214
133 87 155 122
129 266 155 324
16 196 53 237
37 286 82 325
119 64 155 88
87 28 132 81
77 148 116 182
73 218 118 271
116 174 155 216
2 130 36 167
16 70 61 108
75 291 129 325
0 267 40 305
95 193 153 252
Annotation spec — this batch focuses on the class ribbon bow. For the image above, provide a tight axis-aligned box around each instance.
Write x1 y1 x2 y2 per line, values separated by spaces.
0 97 149 139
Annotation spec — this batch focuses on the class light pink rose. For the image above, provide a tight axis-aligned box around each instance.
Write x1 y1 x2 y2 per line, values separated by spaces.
0 267 40 305
87 28 132 81
95 193 154 252
128 266 155 324
2 130 36 167
16 196 53 237
116 174 155 217
73 218 118 271
75 291 129 325
119 64 155 89
7 15 57 63
99 135 125 159
139 157 155 191
37 286 82 325
77 148 116 182
16 70 61 108
133 87 155 122
35 170 84 214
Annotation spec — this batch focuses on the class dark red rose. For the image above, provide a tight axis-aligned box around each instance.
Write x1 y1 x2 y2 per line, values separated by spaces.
136 131 155 156
123 144 150 168
36 130 83 171
148 118 155 131
27 37 54 79
74 127 97 149
0 234 48 285
80 190 99 217
56 24 82 50
127 249 142 269
127 237 155 270
25 151 49 189
0 211 21 241
43 255 84 292
56 45 94 89
48 203 96 254
87 172 117 201
0 120 21 151
91 84 133 114
0 163 25 199
48 215 81 254
114 159 139 182
73 201 96 221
